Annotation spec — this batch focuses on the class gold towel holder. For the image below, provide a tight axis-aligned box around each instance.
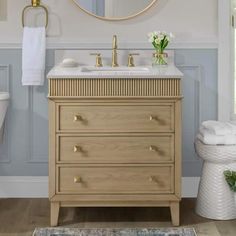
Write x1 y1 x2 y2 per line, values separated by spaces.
22 0 48 28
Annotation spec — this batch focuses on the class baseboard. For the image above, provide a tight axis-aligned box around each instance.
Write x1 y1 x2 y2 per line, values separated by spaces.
0 176 200 198
0 176 48 198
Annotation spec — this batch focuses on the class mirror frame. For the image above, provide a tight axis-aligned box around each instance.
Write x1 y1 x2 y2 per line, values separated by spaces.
71 0 157 21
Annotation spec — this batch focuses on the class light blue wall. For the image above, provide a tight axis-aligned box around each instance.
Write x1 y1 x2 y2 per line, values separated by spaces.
175 49 218 176
0 49 217 177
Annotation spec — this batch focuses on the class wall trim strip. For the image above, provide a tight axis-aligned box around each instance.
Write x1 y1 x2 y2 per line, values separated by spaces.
0 64 10 163
218 0 232 121
0 176 199 198
0 42 218 50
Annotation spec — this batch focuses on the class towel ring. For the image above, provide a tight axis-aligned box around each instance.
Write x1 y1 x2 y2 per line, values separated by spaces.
22 0 48 28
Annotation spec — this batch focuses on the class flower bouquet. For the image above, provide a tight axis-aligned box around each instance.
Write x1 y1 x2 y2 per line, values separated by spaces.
148 31 174 65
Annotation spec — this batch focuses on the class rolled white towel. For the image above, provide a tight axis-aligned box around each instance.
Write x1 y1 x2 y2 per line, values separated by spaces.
197 132 236 145
201 120 236 136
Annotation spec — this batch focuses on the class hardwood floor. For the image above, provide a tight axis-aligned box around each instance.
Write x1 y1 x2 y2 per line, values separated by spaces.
0 198 235 236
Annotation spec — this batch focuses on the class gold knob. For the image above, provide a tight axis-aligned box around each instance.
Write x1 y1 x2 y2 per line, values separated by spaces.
74 115 83 122
149 115 159 121
149 145 158 152
149 176 159 184
74 145 82 153
149 176 154 182
74 176 82 183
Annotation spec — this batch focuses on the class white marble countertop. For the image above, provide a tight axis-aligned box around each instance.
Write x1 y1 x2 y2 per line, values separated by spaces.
47 64 183 79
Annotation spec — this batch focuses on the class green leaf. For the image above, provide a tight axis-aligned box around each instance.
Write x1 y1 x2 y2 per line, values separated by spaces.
224 170 236 192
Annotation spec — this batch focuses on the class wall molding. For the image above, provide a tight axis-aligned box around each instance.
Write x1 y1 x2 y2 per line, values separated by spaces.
27 66 52 164
0 64 10 92
177 65 202 129
218 0 233 121
27 87 48 163
0 176 200 198
177 65 203 164
0 42 218 50
0 64 10 163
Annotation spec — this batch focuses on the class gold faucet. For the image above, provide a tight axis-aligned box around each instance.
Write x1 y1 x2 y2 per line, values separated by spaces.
112 35 119 67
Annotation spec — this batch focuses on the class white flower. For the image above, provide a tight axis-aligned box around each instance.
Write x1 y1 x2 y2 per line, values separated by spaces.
153 31 160 36
148 30 174 48
155 38 161 44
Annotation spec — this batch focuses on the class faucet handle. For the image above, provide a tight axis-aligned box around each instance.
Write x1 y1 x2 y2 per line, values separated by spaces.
128 53 140 67
90 53 103 67
112 35 118 49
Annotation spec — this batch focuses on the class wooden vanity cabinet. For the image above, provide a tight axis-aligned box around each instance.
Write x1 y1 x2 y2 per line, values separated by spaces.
48 78 182 226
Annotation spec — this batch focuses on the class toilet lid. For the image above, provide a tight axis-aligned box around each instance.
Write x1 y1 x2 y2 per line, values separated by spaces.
0 92 10 100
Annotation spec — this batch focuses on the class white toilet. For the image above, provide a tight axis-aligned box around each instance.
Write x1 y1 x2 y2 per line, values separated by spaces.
0 92 10 143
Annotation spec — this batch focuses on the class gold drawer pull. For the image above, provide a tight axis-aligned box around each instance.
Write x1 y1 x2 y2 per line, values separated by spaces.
149 145 159 152
149 176 159 184
74 115 83 122
73 145 82 153
74 176 82 183
149 115 159 121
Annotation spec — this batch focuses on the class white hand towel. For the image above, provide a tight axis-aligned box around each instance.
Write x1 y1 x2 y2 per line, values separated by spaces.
197 132 236 145
201 120 236 136
22 27 46 86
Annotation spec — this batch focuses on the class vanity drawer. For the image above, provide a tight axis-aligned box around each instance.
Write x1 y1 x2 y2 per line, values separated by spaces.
58 135 174 163
57 104 174 132
57 165 174 194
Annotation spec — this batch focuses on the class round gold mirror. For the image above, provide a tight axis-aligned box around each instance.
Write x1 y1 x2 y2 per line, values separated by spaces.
72 0 157 21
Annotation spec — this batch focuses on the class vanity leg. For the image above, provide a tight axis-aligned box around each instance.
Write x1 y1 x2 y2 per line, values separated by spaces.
170 202 180 226
50 202 60 227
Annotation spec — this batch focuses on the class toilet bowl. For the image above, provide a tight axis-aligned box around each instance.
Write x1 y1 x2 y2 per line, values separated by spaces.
0 92 10 143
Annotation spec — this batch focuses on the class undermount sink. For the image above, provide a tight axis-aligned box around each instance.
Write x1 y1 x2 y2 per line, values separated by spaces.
81 66 151 74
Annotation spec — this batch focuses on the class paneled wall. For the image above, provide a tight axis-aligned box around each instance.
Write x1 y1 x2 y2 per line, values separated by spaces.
176 50 217 176
0 0 218 178
0 50 54 176
0 49 217 177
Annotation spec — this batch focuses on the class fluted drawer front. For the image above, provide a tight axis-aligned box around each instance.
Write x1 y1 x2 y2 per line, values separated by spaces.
58 104 174 132
57 165 174 194
58 135 174 163
48 78 181 97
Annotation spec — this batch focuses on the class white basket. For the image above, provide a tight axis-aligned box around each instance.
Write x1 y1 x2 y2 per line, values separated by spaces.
195 140 236 220
195 140 236 163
